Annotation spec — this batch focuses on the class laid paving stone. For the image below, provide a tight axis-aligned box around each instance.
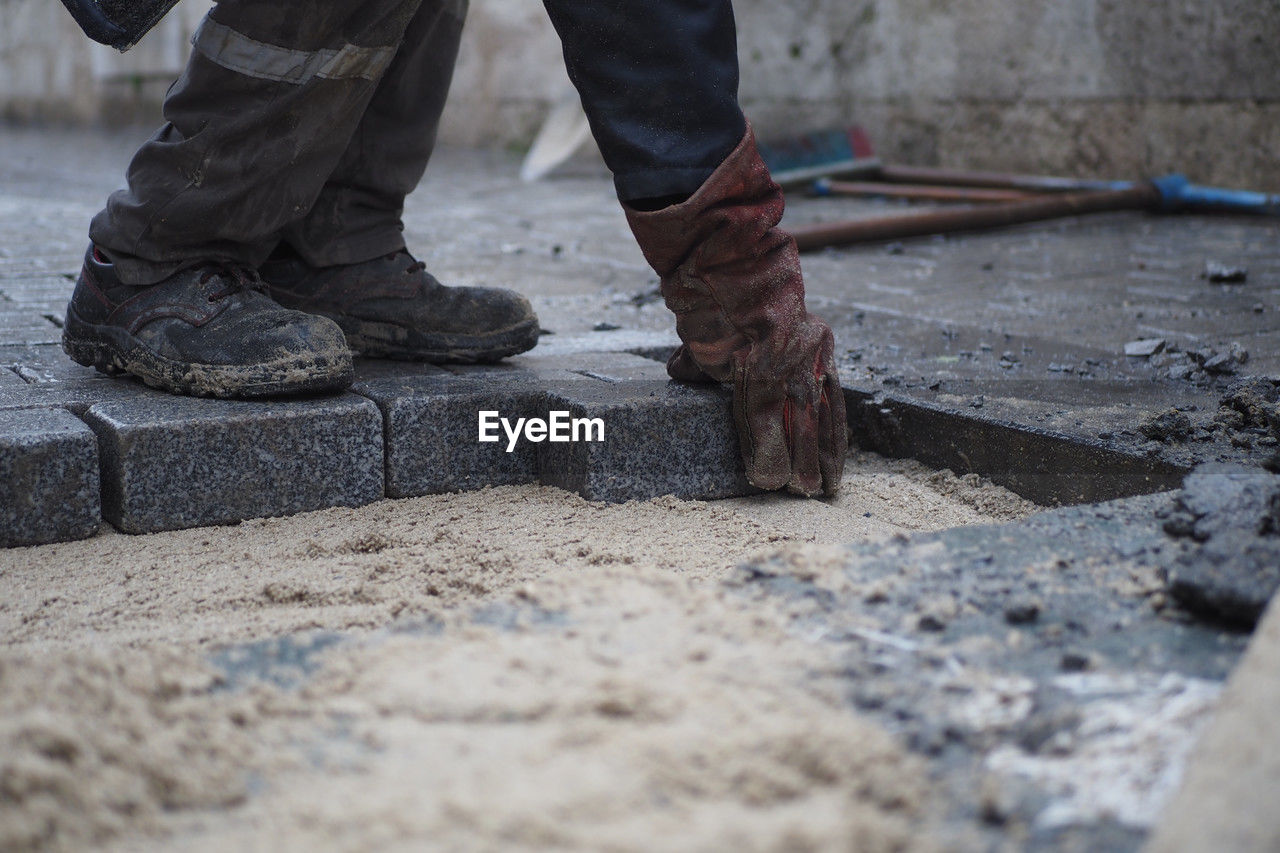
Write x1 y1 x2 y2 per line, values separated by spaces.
0 374 170 413
0 407 100 547
539 379 752 502
0 319 60 346
354 369 544 497
452 350 672 384
82 394 383 534
0 343 106 385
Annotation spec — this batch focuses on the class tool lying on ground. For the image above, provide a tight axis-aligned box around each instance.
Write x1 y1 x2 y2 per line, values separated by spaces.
792 173 1280 252
760 127 1280 252
811 178 1035 204
58 0 180 50
755 126 881 187
866 164 1141 194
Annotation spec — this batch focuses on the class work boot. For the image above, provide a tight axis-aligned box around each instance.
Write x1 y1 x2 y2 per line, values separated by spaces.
623 126 848 497
62 246 354 398
260 249 540 363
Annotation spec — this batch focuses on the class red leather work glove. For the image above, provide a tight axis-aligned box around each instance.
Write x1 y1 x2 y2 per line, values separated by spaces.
623 126 847 496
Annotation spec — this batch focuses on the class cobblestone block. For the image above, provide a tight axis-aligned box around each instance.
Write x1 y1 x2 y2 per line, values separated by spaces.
456 350 672 384
0 318 60 346
0 343 105 384
0 374 170 414
0 407 100 547
83 394 383 534
538 379 752 502
355 372 544 497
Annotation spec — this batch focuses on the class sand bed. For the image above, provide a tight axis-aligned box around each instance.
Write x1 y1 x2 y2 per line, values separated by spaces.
0 453 1035 850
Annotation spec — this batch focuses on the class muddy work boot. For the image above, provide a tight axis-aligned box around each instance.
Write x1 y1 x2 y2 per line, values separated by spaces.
62 246 354 398
260 249 540 363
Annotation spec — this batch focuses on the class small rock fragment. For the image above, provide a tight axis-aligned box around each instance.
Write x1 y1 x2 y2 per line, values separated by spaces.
1139 409 1194 442
916 596 957 632
1162 463 1280 628
1003 597 1042 625
1124 338 1166 357
1203 261 1248 283
1060 650 1093 672
1203 352 1239 375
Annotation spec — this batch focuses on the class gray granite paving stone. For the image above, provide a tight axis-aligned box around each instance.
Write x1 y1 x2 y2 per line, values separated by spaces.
452 350 673 384
0 343 106 385
82 394 384 534
538 379 753 502
0 407 100 547
0 373 172 414
354 370 544 497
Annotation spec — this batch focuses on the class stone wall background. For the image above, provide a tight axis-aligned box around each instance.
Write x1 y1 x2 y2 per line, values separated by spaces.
2 0 1277 188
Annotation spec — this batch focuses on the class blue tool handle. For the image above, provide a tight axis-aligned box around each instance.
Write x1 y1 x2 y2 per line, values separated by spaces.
1152 174 1280 215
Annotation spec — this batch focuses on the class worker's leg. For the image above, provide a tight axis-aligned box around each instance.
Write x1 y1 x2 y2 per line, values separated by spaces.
258 0 540 363
541 0 847 496
279 0 468 266
540 0 747 203
66 0 430 395
89 0 427 285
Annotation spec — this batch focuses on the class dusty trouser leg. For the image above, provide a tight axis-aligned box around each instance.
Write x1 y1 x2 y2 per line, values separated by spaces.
540 0 746 202
89 0 426 285
542 0 848 496
279 0 469 266
258 0 539 363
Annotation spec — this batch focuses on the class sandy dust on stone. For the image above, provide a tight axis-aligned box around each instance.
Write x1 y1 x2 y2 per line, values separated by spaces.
0 453 1036 851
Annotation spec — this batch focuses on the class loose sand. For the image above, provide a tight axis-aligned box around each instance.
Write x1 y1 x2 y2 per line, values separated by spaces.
0 452 1036 851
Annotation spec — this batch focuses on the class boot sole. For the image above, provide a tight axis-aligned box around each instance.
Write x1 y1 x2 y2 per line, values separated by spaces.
62 305 354 398
327 314 542 364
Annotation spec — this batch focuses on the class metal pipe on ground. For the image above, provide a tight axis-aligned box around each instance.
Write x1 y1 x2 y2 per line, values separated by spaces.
874 164 1137 194
811 178 1035 204
790 183 1163 252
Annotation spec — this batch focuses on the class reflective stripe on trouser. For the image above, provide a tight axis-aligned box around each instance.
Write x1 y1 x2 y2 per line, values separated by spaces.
90 0 466 283
542 0 746 201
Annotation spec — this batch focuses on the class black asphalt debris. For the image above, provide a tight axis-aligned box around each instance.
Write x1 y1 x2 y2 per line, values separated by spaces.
1203 261 1248 283
1160 463 1280 628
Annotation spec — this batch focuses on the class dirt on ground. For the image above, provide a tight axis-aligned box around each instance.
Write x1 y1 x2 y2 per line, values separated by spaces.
0 452 1036 851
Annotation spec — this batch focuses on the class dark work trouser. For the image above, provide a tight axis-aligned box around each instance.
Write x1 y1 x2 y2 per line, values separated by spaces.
90 0 746 285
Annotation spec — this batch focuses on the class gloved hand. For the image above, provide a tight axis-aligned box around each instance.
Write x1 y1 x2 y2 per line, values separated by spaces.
623 126 847 496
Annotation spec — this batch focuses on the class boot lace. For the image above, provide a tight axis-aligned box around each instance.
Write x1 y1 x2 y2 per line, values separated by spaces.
199 264 267 302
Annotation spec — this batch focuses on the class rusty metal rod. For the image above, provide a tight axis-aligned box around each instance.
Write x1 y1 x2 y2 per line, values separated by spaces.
875 164 1136 194
813 178 1035 204
790 183 1163 252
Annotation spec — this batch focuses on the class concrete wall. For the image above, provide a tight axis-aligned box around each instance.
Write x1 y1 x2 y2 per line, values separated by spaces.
3 0 1277 188
732 0 1280 190
0 0 214 122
